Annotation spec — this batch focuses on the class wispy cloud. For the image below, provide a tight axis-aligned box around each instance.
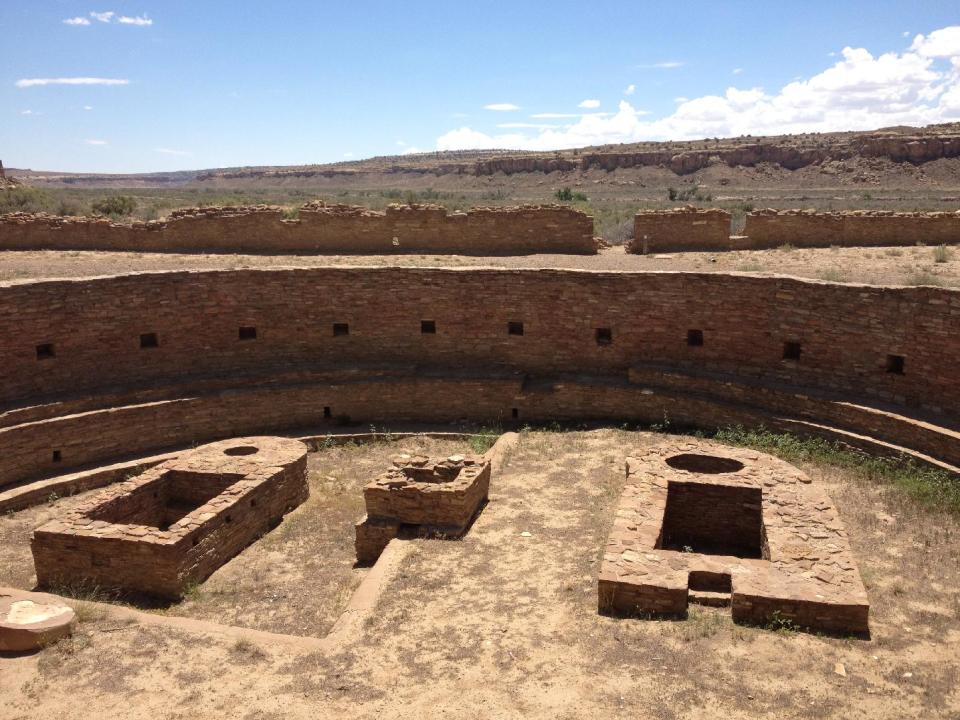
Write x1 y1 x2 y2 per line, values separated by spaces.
155 147 191 156
83 105 93 110
637 61 684 69
624 84 636 95
530 112 580 119
16 77 129 88
85 139 108 146
484 103 520 111
118 15 152 26
732 67 744 75
21 109 40 116
69 11 153 27
343 152 354 158
578 99 601 109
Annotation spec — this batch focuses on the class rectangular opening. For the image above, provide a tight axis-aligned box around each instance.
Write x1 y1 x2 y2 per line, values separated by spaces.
511 407 519 419
36 343 55 360
595 327 613 346
657 480 764 558
507 321 524 336
333 323 349 337
687 329 704 347
238 326 257 341
886 354 905 375
421 320 436 335
52 450 62 463
140 332 159 349
688 570 732 593
323 406 331 418
88 469 244 531
782 340 802 361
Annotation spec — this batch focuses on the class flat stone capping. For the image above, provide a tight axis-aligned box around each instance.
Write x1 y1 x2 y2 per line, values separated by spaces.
31 436 309 599
355 453 491 564
0 589 75 652
598 440 870 635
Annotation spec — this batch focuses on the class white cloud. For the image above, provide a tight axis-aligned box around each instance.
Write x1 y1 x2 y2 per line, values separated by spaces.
484 103 520 111
624 84 636 95
85 139 108 145
903 31 911 38
63 17 91 25
638 61 684 69
16 77 129 88
732 68 744 75
578 99 601 109
401 146 425 155
673 97 689 103
530 112 580 119
21 110 34 115
155 147 191 156
343 152 354 158
118 14 153 26
497 122 563 129
83 105 93 110
90 11 115 23
433 26 960 151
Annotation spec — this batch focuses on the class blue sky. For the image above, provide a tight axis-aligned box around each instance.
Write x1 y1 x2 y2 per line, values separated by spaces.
3 1 960 173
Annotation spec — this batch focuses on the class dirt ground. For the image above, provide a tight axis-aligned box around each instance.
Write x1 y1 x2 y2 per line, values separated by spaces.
2 429 958 719
0 243 957 287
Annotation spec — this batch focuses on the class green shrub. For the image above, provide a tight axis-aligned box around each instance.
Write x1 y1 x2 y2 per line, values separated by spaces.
933 244 951 263
91 195 137 217
555 187 574 202
0 186 55 214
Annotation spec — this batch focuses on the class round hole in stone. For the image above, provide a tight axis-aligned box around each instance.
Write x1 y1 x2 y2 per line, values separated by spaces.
665 453 745 474
224 445 259 456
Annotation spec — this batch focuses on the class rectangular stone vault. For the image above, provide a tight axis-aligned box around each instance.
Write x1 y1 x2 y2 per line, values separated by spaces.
598 441 870 635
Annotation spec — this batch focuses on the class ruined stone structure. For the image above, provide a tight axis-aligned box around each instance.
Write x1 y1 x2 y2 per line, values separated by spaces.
628 208 732 253
31 437 308 598
599 441 869 634
0 267 958 496
355 454 490 563
0 202 597 255
743 209 960 249
626 207 960 253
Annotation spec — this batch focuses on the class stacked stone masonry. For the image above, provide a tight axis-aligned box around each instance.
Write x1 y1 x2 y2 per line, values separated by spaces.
629 208 732 253
355 454 490 564
0 202 597 255
0 267 958 490
30 436 308 598
598 441 870 634
742 209 960 250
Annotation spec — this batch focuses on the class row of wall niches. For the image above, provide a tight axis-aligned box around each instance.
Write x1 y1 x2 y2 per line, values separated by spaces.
31 322 906 375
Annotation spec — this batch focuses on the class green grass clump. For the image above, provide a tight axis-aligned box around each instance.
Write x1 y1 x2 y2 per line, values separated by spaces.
713 426 960 514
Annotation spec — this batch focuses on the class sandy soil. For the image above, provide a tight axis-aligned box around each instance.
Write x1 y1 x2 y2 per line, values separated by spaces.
2 429 958 719
0 244 957 288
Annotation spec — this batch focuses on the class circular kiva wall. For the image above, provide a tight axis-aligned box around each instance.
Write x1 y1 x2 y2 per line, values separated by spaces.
0 266 958 489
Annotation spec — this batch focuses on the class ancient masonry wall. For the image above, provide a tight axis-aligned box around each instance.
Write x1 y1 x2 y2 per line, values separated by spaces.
0 267 958 488
0 203 597 255
628 208 732 253
742 209 960 249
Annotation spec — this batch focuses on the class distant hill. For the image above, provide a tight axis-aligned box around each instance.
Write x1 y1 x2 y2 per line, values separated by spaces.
10 123 960 189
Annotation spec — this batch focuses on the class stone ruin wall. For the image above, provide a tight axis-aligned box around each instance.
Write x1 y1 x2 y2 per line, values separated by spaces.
628 208 733 253
627 208 960 253
0 267 957 490
742 209 960 249
0 203 597 255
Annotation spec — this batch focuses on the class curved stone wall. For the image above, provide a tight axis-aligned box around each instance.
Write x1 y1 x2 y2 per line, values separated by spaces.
1 267 958 489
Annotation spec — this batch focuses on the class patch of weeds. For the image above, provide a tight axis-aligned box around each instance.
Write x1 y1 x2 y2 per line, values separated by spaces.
778 243 795 252
818 267 847 282
281 207 300 220
905 270 944 286
468 425 502 454
713 426 960 514
735 261 763 272
230 636 268 664
933 244 952 263
678 607 725 641
884 247 904 257
766 611 799 635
